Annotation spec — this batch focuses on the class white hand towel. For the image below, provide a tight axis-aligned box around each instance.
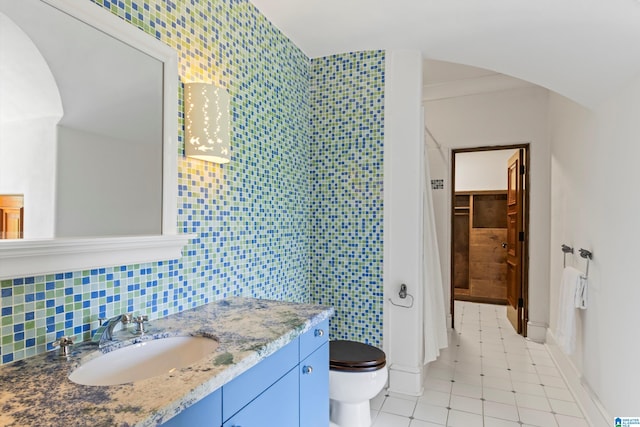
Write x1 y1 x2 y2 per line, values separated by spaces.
574 275 588 310
555 267 582 354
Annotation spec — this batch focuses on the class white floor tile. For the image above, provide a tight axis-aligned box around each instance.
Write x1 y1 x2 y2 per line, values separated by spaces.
507 361 538 374
482 366 512 379
409 419 446 427
483 400 520 421
549 398 584 417
484 416 522 427
380 396 416 417
454 361 482 376
482 386 517 405
540 374 567 388
483 350 509 362
449 395 483 415
518 407 559 427
372 411 411 427
503 344 529 355
555 414 590 427
427 367 456 381
512 380 546 397
535 364 562 377
413 402 449 425
424 377 453 394
451 382 483 399
418 389 450 408
453 372 482 386
510 371 542 384
482 376 514 392
446 409 483 427
387 391 418 402
516 392 552 411
482 343 506 354
482 358 513 371
543 386 574 402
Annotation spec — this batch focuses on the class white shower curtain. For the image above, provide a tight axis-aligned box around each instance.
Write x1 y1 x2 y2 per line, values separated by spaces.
422 133 448 364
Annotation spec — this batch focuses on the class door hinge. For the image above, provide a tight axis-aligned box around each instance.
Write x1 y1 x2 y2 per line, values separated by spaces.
518 298 524 308
520 165 526 175
519 231 525 242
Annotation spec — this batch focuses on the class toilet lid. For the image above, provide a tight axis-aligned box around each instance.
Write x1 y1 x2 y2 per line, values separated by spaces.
329 340 386 372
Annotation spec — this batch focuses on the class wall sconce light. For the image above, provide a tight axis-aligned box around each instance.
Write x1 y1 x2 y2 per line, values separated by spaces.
184 82 230 164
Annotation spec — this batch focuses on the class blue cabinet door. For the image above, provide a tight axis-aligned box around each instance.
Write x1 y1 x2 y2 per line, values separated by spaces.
223 368 299 427
299 342 329 427
161 387 222 427
223 339 298 421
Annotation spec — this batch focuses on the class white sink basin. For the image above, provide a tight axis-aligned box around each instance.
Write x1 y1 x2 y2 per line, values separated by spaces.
69 336 219 386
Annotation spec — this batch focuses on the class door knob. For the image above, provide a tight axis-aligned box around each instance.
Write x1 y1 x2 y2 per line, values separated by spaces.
501 242 507 249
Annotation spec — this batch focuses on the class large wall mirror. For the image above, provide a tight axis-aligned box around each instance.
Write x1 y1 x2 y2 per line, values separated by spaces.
0 0 189 279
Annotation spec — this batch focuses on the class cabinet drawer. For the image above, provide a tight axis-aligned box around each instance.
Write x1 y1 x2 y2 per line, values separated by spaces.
299 319 329 360
222 339 298 421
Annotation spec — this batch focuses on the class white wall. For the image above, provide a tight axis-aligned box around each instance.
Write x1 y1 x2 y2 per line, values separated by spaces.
424 86 551 341
547 76 640 418
455 149 516 192
384 50 425 395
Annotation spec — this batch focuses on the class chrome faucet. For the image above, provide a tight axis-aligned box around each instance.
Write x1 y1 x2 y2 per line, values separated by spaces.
92 314 131 346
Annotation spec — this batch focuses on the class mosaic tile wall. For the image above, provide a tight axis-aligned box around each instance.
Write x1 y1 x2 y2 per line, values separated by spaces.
309 52 385 346
0 0 311 365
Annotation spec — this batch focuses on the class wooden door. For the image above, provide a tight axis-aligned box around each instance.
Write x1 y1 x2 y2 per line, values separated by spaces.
0 195 24 239
506 150 524 333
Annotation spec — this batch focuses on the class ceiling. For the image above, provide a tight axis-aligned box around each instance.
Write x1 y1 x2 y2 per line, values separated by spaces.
249 0 640 108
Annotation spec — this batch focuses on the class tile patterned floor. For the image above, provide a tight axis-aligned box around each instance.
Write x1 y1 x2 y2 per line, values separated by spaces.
370 301 589 427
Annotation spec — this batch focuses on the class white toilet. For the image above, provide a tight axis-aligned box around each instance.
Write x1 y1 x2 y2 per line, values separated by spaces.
329 340 388 427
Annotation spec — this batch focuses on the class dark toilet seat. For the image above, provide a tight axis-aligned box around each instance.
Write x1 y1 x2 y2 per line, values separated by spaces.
329 340 386 372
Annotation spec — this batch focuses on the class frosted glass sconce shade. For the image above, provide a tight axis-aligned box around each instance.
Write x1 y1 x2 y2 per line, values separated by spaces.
184 83 230 164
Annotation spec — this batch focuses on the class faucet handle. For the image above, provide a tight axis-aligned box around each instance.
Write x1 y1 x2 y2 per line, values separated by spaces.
53 336 74 356
133 315 149 334
121 313 133 327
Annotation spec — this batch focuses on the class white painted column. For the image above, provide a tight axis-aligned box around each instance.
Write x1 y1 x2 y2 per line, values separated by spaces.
383 50 424 396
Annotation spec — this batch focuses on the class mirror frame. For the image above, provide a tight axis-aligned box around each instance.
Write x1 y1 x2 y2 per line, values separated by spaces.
0 0 190 280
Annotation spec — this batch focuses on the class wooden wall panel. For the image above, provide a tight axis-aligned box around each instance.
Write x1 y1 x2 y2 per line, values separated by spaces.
453 214 470 289
469 228 507 301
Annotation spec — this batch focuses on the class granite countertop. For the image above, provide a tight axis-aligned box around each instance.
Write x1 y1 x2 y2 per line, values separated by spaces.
0 297 333 427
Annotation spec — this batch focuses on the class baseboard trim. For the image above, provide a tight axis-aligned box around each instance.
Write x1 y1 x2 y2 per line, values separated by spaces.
526 320 547 343
387 363 423 396
545 329 611 427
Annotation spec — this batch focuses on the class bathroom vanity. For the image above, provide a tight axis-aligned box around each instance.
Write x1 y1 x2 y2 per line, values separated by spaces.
0 298 332 427
164 318 329 426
